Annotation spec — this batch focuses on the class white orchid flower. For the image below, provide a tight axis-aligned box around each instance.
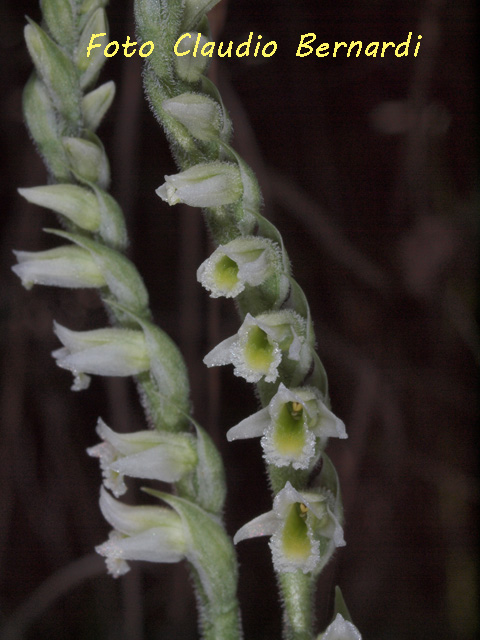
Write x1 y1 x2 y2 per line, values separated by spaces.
156 162 242 208
234 481 345 574
197 236 285 299
203 310 308 384
227 383 347 469
95 487 187 577
12 245 106 290
52 322 150 390
87 418 198 497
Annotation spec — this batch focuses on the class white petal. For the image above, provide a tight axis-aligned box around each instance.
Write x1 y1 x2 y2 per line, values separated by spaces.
12 253 105 289
273 481 309 517
54 346 148 377
287 327 303 361
96 527 185 571
155 183 171 204
236 250 270 287
312 403 348 440
110 445 195 483
96 531 130 577
95 418 164 455
325 502 346 548
233 511 279 544
203 335 237 367
72 372 91 391
98 487 180 536
87 439 127 498
226 407 270 441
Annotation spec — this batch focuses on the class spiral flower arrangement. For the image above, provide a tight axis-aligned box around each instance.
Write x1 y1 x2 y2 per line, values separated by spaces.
13 0 362 637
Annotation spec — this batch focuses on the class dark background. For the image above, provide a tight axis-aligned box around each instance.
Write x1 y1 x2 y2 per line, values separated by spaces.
0 0 477 638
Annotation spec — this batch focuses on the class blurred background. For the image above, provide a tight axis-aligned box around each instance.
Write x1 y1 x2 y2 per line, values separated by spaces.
0 0 477 638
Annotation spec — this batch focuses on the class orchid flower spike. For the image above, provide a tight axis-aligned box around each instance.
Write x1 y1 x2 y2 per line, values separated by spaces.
227 383 347 469
197 236 287 299
203 310 309 383
87 418 198 497
318 614 362 640
95 487 187 577
234 481 345 574
52 322 150 390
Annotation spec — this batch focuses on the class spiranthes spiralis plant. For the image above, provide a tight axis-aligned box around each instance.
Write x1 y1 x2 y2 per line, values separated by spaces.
135 0 361 637
12 0 362 637
14 0 242 637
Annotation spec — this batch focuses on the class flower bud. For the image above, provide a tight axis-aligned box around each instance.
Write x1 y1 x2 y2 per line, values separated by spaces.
40 0 75 51
234 479 344 574
22 74 69 181
227 383 347 469
24 20 81 127
75 9 108 89
63 134 110 190
96 487 187 577
82 81 116 131
203 310 308 384
156 162 242 208
197 236 283 298
12 245 106 290
162 93 222 141
87 418 198 497
174 32 209 82
181 0 222 30
77 0 108 29
52 322 150 390
18 184 100 231
89 183 127 250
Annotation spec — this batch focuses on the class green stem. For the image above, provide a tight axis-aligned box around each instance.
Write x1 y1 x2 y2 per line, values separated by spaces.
192 571 242 640
279 572 315 640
